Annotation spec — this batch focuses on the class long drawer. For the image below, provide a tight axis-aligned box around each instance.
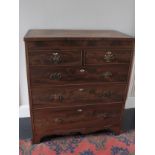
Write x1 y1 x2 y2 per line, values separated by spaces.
31 84 126 108
30 64 129 86
33 103 122 135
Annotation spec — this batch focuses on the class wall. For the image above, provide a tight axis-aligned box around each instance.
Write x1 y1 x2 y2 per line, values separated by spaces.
19 0 135 117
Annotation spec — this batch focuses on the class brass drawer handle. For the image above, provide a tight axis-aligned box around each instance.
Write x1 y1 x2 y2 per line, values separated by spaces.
50 94 64 102
97 113 108 118
80 69 85 73
50 52 62 64
104 51 115 62
103 91 113 98
58 95 64 102
102 71 112 79
49 73 62 80
79 88 84 92
53 52 58 55
77 109 83 112
54 118 63 123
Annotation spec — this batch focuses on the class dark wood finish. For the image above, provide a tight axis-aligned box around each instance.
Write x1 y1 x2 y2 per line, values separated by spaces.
30 65 129 86
33 103 122 137
29 49 82 66
33 123 121 144
19 108 135 139
27 39 134 50
24 30 133 39
85 49 132 65
24 29 134 144
31 83 126 109
25 41 36 143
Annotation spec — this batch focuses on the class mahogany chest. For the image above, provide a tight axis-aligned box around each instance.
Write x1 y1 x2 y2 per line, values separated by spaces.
24 30 134 143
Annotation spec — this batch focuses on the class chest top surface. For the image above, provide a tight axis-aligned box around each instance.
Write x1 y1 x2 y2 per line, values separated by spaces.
24 29 133 41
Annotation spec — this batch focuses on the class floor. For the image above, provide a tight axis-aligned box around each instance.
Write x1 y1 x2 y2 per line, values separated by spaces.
19 108 135 139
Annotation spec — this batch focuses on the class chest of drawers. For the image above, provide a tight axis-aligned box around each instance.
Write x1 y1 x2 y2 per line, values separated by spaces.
24 30 134 144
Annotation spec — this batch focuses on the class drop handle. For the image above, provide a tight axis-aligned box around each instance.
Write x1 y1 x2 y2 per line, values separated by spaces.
96 113 108 118
77 109 83 112
104 51 115 62
50 52 62 64
54 118 63 123
102 71 112 78
52 52 59 55
58 95 64 102
79 88 84 92
80 69 85 73
49 94 63 102
103 91 113 98
49 73 62 80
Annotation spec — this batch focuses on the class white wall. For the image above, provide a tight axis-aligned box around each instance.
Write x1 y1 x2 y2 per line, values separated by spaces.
19 0 135 117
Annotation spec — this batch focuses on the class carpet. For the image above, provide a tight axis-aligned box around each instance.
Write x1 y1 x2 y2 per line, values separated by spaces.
19 130 135 155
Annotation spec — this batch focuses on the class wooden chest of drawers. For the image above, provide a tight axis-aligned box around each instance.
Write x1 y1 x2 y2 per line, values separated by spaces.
24 30 134 144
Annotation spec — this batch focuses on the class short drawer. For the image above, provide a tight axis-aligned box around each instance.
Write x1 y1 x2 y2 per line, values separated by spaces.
85 49 132 65
31 84 126 108
28 49 82 66
33 103 122 134
30 65 129 86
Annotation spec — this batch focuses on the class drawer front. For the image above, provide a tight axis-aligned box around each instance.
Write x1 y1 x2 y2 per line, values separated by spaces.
27 39 134 50
28 50 82 66
33 104 122 134
85 49 132 65
30 65 129 86
32 84 126 108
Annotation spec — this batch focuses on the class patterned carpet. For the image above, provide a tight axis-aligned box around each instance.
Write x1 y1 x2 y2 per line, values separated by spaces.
19 130 135 155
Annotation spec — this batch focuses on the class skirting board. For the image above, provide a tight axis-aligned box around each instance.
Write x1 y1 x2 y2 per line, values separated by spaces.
19 97 135 118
